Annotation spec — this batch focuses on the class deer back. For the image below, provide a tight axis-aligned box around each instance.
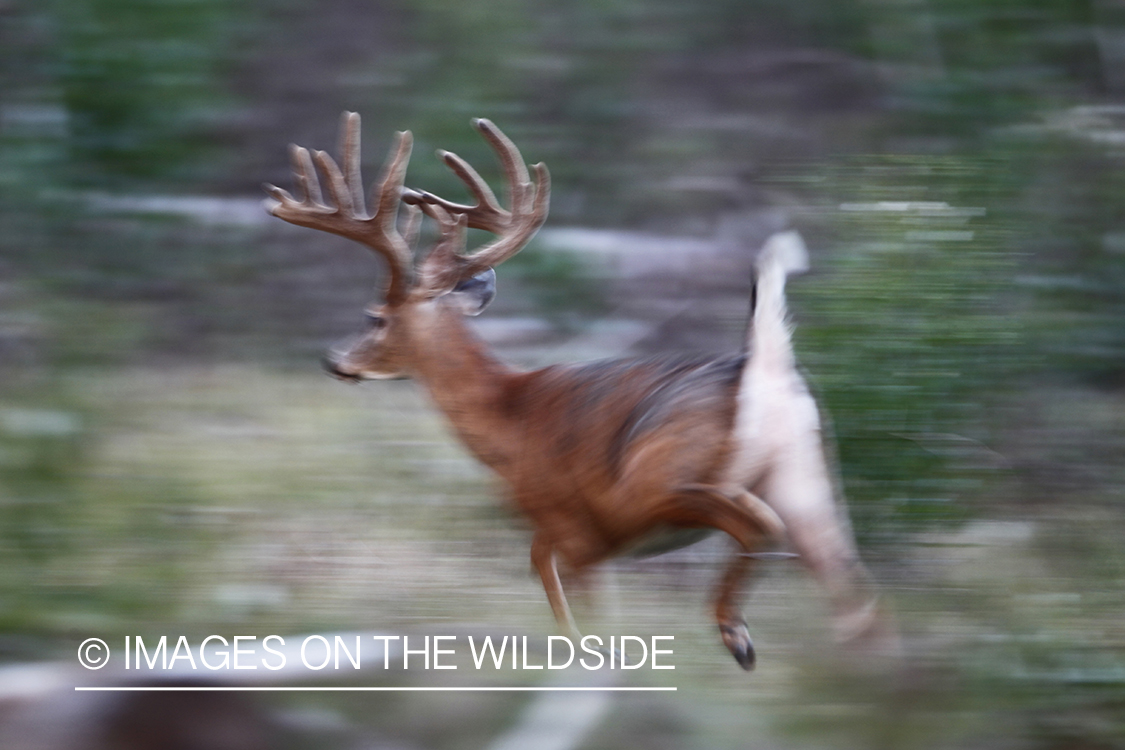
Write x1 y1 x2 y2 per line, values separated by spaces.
493 353 746 555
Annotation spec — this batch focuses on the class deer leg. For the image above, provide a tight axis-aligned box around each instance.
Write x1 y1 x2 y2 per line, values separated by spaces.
650 484 782 670
761 438 892 650
712 551 756 670
531 534 641 668
530 533 582 640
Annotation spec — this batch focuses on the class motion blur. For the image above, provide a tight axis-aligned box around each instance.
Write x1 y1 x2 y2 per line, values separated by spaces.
2 1 1125 749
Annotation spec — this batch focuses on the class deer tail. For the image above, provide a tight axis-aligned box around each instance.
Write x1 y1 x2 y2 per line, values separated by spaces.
747 231 808 372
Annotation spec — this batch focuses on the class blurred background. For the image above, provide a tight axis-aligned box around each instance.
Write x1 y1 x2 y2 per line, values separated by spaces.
2 0 1125 748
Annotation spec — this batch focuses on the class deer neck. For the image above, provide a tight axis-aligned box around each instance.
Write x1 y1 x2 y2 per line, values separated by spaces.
404 302 519 470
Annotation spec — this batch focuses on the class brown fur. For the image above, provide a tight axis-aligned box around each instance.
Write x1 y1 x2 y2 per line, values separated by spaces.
265 113 890 670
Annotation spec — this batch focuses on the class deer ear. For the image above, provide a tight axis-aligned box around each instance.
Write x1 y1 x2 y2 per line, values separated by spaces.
444 268 496 316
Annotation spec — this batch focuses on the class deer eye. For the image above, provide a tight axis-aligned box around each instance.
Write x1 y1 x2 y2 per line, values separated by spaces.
366 313 387 330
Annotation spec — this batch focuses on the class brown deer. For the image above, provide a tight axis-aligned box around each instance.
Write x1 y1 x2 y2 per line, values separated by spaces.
264 112 889 670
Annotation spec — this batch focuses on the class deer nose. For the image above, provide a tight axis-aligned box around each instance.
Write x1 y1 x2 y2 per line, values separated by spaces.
322 355 361 382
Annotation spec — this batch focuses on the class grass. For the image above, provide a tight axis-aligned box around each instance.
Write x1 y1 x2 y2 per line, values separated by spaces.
3 355 1123 747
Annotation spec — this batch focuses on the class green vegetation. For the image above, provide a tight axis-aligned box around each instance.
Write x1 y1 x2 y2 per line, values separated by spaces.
1 0 1124 747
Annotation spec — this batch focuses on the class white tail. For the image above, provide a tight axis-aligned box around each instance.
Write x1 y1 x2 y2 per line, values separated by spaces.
748 230 808 373
266 113 893 671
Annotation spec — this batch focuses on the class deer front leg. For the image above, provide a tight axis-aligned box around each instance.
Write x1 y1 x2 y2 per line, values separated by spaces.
530 533 582 640
531 533 637 667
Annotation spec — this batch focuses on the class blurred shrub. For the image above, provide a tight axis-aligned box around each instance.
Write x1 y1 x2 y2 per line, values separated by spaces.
49 0 239 186
1 0 1124 710
502 239 609 329
790 154 1021 539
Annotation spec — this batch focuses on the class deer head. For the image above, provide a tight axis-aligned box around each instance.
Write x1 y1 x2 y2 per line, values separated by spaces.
263 112 549 380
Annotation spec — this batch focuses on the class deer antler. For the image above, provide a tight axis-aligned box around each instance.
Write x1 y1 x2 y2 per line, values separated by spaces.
407 118 550 285
264 112 416 305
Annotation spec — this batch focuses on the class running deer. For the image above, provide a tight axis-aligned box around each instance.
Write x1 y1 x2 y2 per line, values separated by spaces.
264 113 890 669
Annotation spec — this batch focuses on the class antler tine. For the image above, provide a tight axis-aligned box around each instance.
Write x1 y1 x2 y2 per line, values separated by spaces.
459 161 549 279
416 150 507 233
312 149 355 217
372 129 414 236
264 112 415 305
292 145 323 206
474 117 531 208
399 201 423 249
414 202 472 295
412 119 550 283
341 111 366 216
415 119 536 234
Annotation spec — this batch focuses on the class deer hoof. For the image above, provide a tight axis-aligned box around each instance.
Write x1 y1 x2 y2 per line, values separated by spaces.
720 622 755 671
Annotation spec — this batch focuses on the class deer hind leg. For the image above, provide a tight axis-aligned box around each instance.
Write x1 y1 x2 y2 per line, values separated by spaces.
761 431 890 650
650 484 785 670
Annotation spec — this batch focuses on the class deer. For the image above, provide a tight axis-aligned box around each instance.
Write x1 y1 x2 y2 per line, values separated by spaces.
263 112 891 670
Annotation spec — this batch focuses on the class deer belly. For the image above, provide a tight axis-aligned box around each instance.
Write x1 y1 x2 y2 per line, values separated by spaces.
619 525 714 558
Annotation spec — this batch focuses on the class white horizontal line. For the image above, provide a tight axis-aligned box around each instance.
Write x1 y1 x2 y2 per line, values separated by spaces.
75 686 675 692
